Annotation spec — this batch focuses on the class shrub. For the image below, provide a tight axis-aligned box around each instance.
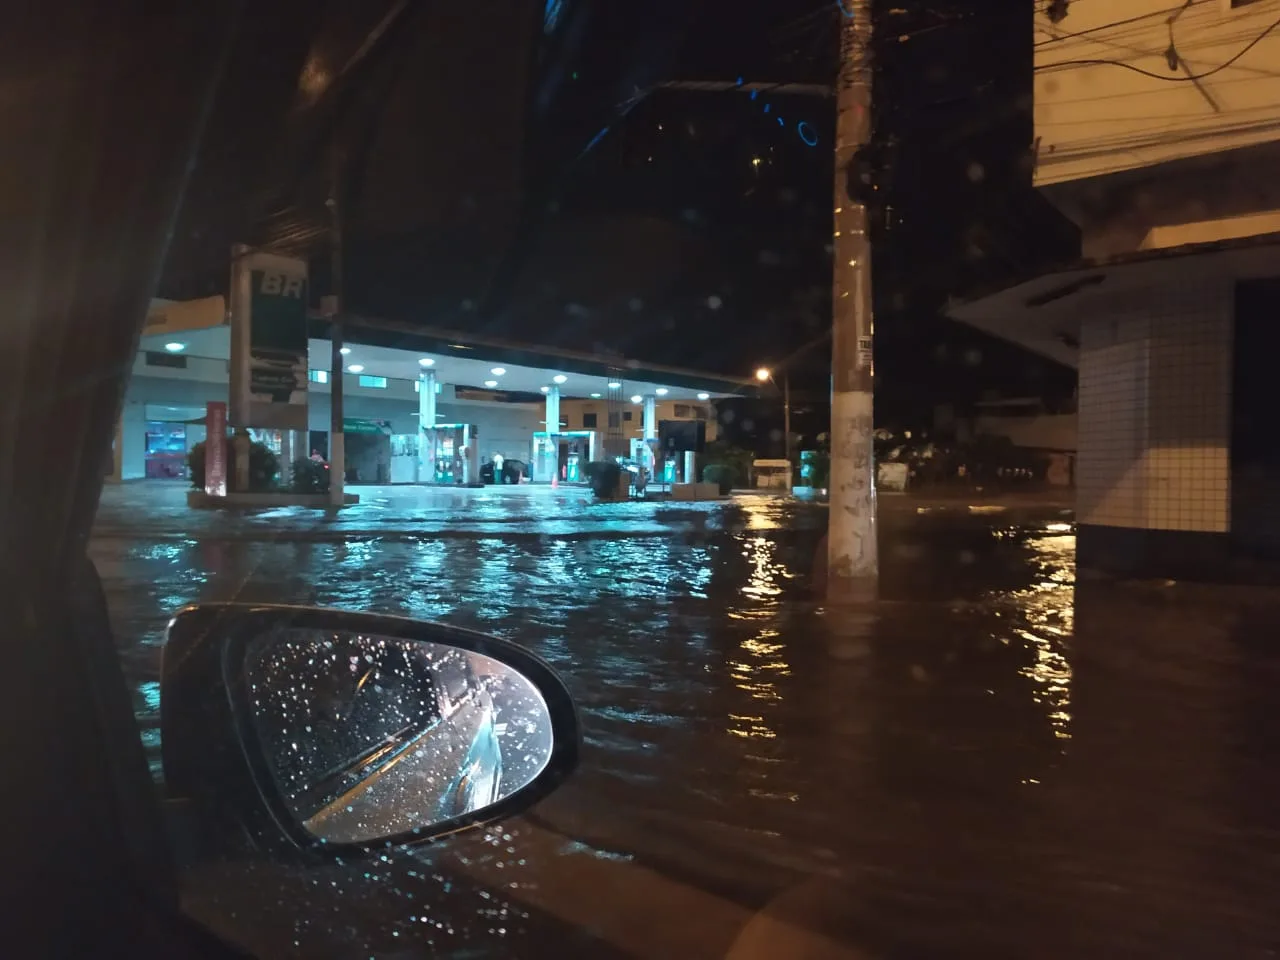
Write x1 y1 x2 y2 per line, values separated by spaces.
701 441 754 490
701 463 734 495
801 450 830 488
584 460 624 499
291 457 330 494
186 442 206 489
187 437 280 492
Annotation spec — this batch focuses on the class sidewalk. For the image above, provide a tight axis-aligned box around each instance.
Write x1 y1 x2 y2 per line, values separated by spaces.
94 480 1075 542
92 481 800 541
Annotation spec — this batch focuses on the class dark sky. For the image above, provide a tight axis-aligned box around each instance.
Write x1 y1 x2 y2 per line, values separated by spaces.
160 0 1079 420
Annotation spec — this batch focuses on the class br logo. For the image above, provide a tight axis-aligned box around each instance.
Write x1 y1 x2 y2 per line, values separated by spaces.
258 272 306 299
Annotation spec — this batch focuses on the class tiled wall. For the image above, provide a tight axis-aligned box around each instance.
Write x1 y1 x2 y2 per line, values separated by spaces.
1077 280 1231 533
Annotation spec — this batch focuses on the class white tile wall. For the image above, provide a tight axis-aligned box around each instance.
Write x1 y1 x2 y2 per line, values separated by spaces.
1077 316 1150 528
1077 279 1232 533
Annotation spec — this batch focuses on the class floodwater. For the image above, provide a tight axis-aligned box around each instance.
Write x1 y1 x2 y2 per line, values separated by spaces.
90 483 1280 958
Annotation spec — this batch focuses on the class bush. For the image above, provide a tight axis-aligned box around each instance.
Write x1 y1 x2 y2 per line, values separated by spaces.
800 450 830 488
701 441 754 491
584 460 624 499
701 463 734 495
187 436 280 492
187 442 206 488
290 457 330 494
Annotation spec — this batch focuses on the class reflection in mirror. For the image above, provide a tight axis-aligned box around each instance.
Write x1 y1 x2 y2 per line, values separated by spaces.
245 629 554 844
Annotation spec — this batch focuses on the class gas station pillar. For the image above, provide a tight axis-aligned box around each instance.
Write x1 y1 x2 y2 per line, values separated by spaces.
642 394 657 476
417 370 437 483
545 385 561 434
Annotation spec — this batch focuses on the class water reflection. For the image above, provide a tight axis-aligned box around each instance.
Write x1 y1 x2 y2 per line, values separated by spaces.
989 523 1075 744
247 629 554 844
724 535 796 806
93 490 1280 956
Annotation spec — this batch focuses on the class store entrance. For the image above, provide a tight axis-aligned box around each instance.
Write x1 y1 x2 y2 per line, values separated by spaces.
342 418 392 484
143 404 208 479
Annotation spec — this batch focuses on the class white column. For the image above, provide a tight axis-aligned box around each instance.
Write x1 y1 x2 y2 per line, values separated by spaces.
418 371 437 483
642 394 658 477
279 429 294 487
120 399 146 480
684 450 697 484
545 385 561 434
464 427 479 485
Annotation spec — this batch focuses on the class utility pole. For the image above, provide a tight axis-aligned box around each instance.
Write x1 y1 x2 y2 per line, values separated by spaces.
326 145 346 507
783 371 792 467
828 0 878 601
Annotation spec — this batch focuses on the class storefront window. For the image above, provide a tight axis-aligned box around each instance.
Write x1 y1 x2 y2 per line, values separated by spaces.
144 421 188 479
248 428 283 455
146 421 186 456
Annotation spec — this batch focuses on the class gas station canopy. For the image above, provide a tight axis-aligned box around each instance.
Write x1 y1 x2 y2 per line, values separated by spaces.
140 298 753 401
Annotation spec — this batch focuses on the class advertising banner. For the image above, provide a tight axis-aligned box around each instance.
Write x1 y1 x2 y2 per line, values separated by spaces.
205 402 228 497
229 246 309 430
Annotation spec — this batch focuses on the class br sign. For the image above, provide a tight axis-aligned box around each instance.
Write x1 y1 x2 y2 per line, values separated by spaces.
229 246 310 431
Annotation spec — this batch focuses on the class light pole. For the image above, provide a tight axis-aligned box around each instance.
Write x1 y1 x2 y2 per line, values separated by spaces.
326 144 346 507
756 367 792 468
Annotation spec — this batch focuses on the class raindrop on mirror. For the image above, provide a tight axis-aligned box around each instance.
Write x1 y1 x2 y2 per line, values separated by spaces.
245 629 555 845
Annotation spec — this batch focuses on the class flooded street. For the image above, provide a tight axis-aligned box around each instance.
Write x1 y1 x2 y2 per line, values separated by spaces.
90 484 1280 958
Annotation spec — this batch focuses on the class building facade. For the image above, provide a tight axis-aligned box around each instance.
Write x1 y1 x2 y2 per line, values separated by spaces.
951 0 1280 580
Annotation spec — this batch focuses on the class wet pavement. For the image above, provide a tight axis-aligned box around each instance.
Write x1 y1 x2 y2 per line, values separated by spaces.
90 482 1280 958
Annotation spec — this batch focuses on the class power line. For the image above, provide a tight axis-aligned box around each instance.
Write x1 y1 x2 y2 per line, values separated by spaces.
1033 6 1174 48
1036 13 1280 81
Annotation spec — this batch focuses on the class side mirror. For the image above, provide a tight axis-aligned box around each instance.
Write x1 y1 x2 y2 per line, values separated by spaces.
160 604 578 857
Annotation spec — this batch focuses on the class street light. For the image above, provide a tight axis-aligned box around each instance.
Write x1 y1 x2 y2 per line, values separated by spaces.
755 365 791 468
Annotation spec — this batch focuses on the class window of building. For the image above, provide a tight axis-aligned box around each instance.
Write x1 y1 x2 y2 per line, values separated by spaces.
144 351 186 369
694 405 708 421
582 412 598 428
608 412 621 428
623 411 633 422
673 403 691 418
308 369 328 384
358 375 387 389
145 421 186 456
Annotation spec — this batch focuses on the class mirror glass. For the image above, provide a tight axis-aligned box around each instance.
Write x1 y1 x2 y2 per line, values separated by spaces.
244 629 555 844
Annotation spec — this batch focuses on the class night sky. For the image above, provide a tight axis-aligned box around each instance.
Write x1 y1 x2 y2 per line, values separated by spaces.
159 0 1079 432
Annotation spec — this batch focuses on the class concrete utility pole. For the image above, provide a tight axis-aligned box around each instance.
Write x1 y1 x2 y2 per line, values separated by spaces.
326 145 347 507
828 0 879 601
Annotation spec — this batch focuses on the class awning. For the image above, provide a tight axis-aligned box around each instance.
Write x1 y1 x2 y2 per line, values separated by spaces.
947 233 1280 369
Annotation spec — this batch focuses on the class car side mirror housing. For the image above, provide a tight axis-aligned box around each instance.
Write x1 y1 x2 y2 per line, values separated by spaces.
160 604 578 857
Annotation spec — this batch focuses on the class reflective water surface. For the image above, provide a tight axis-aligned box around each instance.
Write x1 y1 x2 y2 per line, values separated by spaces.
91 484 1280 958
